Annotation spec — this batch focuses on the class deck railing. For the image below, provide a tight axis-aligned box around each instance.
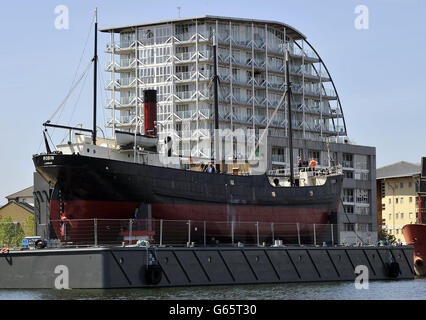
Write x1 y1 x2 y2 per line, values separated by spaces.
45 219 341 248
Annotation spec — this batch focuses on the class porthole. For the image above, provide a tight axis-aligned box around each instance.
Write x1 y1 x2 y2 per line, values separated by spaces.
164 257 169 264
119 257 124 264
87 148 90 153
208 257 212 263
255 256 259 262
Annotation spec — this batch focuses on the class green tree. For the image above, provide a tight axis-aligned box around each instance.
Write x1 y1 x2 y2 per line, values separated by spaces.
22 215 35 237
378 228 397 245
0 216 25 248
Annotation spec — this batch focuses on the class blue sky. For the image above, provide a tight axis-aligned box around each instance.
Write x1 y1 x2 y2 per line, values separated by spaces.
0 0 425 204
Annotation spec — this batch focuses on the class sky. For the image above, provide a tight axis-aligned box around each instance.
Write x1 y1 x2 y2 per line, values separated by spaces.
0 0 425 204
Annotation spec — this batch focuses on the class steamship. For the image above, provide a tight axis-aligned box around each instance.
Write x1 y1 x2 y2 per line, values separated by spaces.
32 11 344 241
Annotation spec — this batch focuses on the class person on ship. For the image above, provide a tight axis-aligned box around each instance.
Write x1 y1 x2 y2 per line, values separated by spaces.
297 156 302 169
309 158 317 171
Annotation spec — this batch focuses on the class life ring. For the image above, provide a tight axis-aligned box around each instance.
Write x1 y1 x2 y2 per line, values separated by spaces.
387 261 400 278
0 248 10 254
145 264 162 285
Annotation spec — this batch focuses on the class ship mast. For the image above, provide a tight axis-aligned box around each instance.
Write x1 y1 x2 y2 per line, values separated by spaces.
92 8 98 146
212 30 220 173
285 48 295 186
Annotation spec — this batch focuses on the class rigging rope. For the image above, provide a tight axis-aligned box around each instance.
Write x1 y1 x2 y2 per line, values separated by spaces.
250 88 288 160
47 60 93 122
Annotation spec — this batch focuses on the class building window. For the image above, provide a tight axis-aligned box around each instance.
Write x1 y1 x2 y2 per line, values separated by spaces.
409 197 413 203
355 189 369 204
389 198 391 204
356 207 370 215
400 182 404 188
357 223 371 232
344 205 354 214
396 229 399 235
272 147 285 163
401 213 404 219
395 183 398 189
344 171 353 179
389 214 391 220
396 198 399 204
343 154 353 168
381 203 385 210
409 181 412 188
343 189 354 202
396 213 399 219
401 197 404 204
410 212 413 219
344 223 355 231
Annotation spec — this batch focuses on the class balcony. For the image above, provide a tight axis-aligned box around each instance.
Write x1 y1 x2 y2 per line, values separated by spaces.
175 91 194 101
271 154 285 163
175 110 194 121
174 71 197 83
174 51 198 63
175 33 194 42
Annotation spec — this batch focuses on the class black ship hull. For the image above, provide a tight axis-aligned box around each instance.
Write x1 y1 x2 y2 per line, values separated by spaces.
33 153 343 240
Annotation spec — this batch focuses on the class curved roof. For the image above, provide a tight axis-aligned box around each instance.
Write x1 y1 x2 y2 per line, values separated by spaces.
99 15 306 40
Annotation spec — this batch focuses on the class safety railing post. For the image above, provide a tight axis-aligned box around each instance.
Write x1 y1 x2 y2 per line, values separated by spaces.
160 219 163 247
94 218 98 247
231 221 234 246
271 222 275 244
256 222 260 246
297 223 301 246
14 222 17 248
203 221 206 247
129 219 132 245
313 223 316 246
331 224 334 246
188 220 191 246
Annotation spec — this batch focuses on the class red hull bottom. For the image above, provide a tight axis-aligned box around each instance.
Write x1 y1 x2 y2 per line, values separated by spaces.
402 224 426 276
50 200 331 242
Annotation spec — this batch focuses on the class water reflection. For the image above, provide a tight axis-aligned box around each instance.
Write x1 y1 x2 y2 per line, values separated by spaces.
1 278 425 300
